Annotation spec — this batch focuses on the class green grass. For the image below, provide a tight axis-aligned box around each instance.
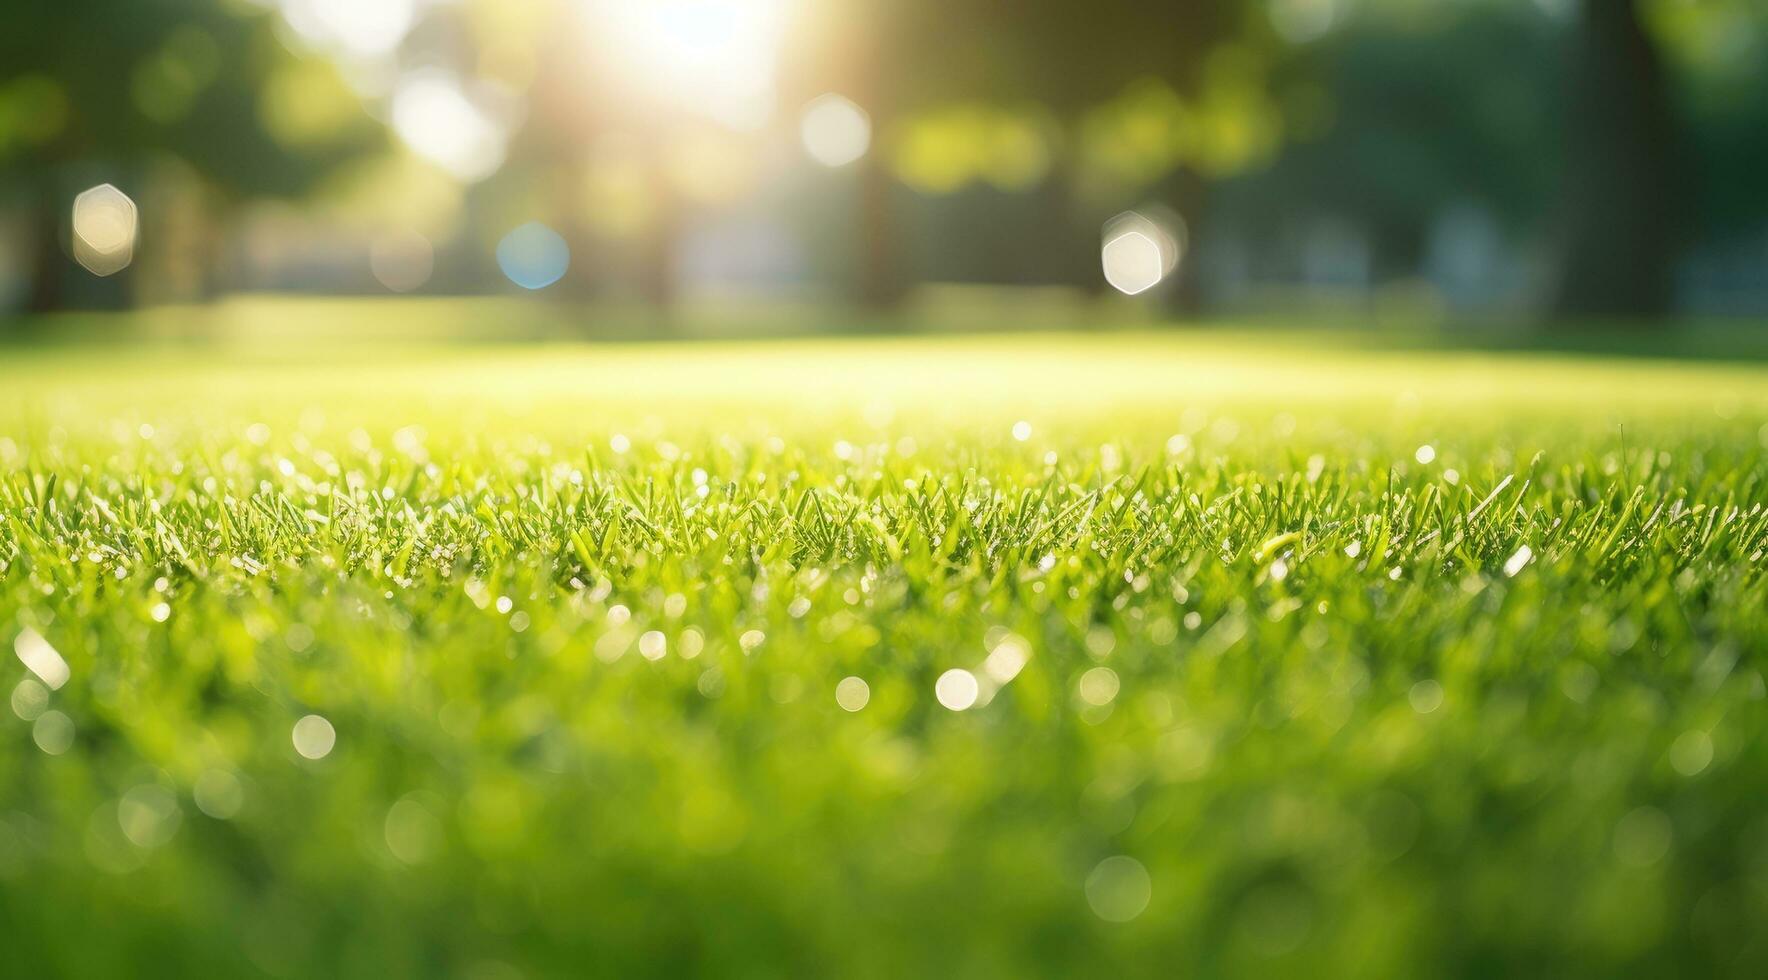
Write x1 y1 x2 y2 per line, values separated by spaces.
3 329 1767 978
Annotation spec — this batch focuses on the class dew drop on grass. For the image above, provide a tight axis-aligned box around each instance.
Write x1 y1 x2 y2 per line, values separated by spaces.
983 637 1029 684
285 623 315 652
1408 680 1445 714
385 796 442 865
593 630 631 663
638 630 667 661
292 714 336 760
1079 667 1120 706
1560 662 1600 703
1668 730 1714 776
1613 807 1673 867
1503 544 1533 578
193 769 244 819
1085 855 1152 922
13 626 70 690
33 710 75 755
11 679 49 721
835 676 870 712
678 628 705 660
935 669 979 711
117 785 181 849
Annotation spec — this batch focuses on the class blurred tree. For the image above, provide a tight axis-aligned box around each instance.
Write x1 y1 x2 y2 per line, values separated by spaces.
1211 4 1562 287
510 0 748 314
0 0 383 314
1551 0 1687 320
1170 0 1765 321
783 0 1264 309
1649 0 1768 259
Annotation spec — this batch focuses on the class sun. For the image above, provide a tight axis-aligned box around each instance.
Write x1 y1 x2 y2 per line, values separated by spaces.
586 0 791 129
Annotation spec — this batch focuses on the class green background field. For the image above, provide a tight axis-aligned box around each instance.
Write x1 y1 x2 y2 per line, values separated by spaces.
3 324 1766 978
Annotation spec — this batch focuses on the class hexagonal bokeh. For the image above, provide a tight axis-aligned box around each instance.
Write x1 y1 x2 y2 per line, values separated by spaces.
800 94 871 168
71 183 139 277
1101 209 1185 296
1101 231 1163 296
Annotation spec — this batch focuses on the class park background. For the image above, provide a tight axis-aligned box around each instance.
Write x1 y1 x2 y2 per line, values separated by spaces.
2 0 1765 334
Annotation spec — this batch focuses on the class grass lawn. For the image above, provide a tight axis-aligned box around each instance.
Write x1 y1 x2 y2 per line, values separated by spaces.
3 327 1767 977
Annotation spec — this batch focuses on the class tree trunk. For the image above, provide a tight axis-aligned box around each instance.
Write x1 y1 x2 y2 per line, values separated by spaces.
1036 149 1102 293
1551 0 1685 320
640 141 679 324
852 129 908 313
1163 166 1210 316
18 175 137 317
847 41 908 316
24 192 66 317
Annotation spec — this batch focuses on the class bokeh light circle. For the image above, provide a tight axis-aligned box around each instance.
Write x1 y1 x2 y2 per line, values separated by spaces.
800 94 871 167
1086 855 1153 922
496 222 571 290
71 184 139 277
369 229 435 293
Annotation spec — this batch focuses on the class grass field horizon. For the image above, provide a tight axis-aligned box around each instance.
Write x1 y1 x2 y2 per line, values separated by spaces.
4 323 1767 977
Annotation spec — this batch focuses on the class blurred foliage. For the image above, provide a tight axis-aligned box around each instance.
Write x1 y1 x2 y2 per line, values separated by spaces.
1 0 1766 314
0 0 381 196
1217 3 1563 268
786 0 1251 112
0 0 387 313
1648 0 1768 240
